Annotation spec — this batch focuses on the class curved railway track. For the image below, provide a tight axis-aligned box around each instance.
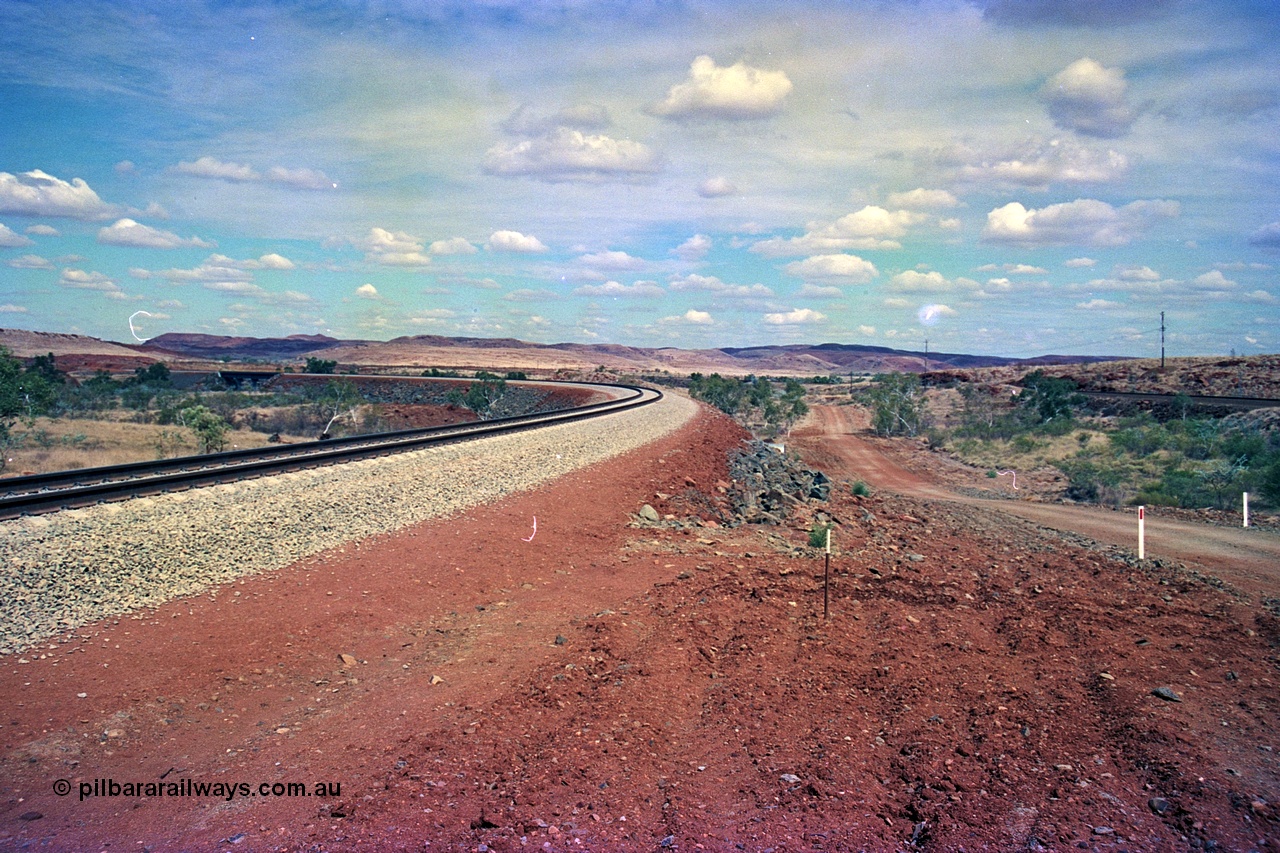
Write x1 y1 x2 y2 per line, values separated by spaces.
0 381 662 520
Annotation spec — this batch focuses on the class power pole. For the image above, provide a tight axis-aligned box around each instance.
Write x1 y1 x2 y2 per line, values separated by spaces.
1160 311 1166 369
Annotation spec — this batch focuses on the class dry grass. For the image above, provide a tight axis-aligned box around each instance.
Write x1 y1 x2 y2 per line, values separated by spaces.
1 417 305 477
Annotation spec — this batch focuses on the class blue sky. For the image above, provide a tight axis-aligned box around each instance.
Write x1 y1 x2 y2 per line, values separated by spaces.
0 0 1277 358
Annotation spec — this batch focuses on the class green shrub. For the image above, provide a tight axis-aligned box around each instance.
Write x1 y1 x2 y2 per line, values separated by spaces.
851 480 871 496
808 522 834 549
1011 434 1042 453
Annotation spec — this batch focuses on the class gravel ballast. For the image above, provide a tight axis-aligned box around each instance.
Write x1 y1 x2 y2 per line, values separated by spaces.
0 392 697 655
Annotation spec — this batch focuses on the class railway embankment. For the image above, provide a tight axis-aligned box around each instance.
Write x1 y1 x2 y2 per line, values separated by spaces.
0 393 696 655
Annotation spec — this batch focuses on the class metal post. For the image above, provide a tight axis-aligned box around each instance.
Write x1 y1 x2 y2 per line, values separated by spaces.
1243 492 1249 528
1138 505 1145 560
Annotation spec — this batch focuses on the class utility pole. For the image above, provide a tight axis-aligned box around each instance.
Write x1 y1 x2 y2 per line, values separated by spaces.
1160 311 1166 369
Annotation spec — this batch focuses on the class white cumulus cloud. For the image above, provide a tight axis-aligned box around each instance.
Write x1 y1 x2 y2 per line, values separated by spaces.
982 198 1179 247
661 309 715 325
579 250 646 271
752 206 924 256
359 227 432 266
0 170 119 220
173 157 334 190
952 137 1129 188
698 176 737 197
484 128 658 181
1041 58 1137 138
0 223 34 247
429 237 478 255
174 157 258 182
60 268 130 300
650 56 792 120
886 188 959 210
487 230 548 253
8 253 53 269
764 307 826 325
356 283 379 299
784 254 879 284
917 303 956 325
1249 222 1280 248
573 280 664 297
669 273 773 299
890 270 980 293
798 284 843 298
97 218 215 249
673 234 712 260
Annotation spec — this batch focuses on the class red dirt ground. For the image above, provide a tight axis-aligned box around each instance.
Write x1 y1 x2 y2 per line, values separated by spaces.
2 402 1278 852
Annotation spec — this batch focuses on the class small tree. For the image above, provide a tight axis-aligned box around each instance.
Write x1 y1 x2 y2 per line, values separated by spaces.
449 378 507 420
0 348 60 445
1017 370 1082 427
178 405 230 454
315 379 363 437
780 379 808 430
304 357 338 374
867 372 928 437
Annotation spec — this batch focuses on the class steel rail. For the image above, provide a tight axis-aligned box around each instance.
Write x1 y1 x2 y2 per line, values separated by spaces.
0 381 644 496
0 382 661 519
1076 390 1279 409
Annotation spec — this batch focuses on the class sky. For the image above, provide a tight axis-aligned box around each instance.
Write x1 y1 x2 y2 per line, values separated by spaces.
0 0 1278 359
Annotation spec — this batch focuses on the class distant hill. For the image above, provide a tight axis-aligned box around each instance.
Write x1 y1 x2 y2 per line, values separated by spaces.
2 327 1126 376
143 333 353 360
148 332 1123 375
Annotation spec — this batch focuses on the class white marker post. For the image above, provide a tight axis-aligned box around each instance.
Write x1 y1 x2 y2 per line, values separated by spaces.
1243 493 1250 529
823 526 832 620
1138 505 1146 560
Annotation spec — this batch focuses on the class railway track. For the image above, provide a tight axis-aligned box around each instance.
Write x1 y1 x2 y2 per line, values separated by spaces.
0 382 661 520
1076 389 1279 411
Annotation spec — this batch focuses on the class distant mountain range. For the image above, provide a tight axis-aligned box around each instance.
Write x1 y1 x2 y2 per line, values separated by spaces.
141 332 1122 375
2 328 1125 375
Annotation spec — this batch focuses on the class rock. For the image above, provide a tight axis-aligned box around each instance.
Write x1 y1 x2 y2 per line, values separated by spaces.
18 811 42 821
638 504 660 523
779 774 801 784
1149 797 1171 814
430 675 444 685
1093 826 1114 836
339 653 358 668
1152 686 1183 702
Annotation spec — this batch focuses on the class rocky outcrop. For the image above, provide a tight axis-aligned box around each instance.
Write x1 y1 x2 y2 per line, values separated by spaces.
726 440 830 525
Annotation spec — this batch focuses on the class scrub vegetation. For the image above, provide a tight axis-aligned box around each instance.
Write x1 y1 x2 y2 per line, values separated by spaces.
861 369 1280 509
0 349 528 473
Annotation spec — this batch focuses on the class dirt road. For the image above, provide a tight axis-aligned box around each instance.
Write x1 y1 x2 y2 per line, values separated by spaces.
791 405 1280 601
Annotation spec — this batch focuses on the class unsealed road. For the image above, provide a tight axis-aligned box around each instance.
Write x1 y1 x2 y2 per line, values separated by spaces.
791 405 1280 602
